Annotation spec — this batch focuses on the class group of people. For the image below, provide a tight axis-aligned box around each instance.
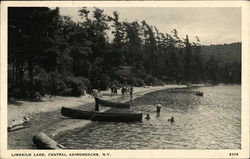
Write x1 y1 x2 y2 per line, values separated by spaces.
145 103 162 120
145 103 174 123
121 85 133 98
110 84 133 98
110 84 118 96
96 83 174 122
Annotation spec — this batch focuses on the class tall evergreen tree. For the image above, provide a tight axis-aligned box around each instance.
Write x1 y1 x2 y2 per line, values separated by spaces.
8 7 61 98
123 21 143 75
8 7 241 98
183 35 192 82
141 20 157 85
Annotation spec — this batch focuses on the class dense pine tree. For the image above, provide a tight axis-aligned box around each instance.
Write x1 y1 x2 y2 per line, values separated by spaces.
8 7 241 99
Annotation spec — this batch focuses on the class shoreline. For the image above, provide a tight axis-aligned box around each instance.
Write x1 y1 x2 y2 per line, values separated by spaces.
8 84 189 149
8 85 189 123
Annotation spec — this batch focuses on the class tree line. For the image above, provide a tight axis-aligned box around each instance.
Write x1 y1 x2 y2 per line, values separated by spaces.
8 7 241 99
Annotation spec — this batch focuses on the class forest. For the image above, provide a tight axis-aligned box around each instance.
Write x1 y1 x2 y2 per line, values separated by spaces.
8 7 241 99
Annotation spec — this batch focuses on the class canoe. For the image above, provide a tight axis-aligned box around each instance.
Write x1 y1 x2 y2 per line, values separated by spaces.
95 98 130 108
61 107 142 122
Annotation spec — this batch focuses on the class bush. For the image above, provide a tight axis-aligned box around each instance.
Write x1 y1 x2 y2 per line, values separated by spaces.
46 72 65 95
9 70 35 99
128 77 145 87
142 75 165 86
153 77 165 86
46 73 89 97
110 80 121 88
97 74 110 90
65 76 89 97
144 75 153 85
33 68 49 96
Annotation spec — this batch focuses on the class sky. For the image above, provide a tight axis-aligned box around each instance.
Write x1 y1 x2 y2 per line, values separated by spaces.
59 7 241 45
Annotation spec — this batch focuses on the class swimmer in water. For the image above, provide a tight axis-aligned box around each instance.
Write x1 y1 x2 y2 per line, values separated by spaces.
145 113 150 120
168 117 174 122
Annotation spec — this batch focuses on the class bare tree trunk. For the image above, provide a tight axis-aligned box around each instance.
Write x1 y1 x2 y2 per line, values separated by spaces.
28 60 34 99
12 57 16 88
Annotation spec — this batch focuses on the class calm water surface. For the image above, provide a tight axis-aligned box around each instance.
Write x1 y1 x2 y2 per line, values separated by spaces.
55 85 241 149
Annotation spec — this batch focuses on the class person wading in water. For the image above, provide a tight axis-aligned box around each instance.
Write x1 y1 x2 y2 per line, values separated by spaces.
156 103 161 116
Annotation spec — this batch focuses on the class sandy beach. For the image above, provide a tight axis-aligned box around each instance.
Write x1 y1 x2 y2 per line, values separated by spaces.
8 85 186 149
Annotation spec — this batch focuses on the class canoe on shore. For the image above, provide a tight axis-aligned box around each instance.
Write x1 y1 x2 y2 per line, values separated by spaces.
95 97 130 108
61 107 142 122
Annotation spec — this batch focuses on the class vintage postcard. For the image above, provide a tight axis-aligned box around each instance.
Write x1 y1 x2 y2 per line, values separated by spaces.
0 1 249 159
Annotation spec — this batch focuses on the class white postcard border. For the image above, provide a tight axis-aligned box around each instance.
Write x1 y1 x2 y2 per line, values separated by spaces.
1 1 249 159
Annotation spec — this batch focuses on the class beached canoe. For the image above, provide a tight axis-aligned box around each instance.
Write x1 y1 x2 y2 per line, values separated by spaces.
95 97 130 108
61 107 142 122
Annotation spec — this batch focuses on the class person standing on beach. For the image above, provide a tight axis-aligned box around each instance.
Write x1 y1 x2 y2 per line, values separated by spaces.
92 89 99 98
130 86 133 98
114 84 118 96
122 86 126 97
111 84 116 96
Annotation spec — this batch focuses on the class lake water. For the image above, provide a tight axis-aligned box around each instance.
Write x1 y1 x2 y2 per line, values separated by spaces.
55 85 241 149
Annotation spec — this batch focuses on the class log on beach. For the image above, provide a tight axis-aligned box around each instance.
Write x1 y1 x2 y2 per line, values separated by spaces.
33 132 66 149
8 117 30 132
8 123 30 132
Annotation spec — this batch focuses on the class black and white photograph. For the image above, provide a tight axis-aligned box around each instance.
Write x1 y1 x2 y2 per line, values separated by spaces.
1 1 249 159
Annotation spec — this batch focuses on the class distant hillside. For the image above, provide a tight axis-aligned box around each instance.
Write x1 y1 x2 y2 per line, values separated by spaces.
201 42 241 63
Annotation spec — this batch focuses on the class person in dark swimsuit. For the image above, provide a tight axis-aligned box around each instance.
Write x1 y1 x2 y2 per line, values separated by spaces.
145 113 150 120
168 117 174 122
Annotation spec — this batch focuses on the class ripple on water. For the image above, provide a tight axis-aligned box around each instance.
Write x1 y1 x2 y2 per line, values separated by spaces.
55 85 241 149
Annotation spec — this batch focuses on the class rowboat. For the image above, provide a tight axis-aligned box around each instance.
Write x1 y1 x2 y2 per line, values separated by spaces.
95 98 130 108
61 107 142 122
